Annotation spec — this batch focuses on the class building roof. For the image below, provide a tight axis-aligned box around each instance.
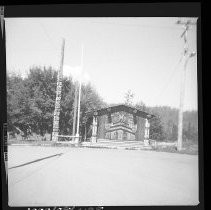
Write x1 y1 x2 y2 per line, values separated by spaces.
87 104 155 119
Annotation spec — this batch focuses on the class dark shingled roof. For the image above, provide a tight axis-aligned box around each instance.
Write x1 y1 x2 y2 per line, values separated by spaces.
87 104 155 119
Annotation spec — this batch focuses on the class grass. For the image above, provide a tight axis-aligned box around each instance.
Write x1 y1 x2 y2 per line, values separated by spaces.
7 138 198 155
154 140 198 155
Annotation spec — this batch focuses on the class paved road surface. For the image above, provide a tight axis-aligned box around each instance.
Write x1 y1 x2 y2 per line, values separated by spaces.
8 146 199 206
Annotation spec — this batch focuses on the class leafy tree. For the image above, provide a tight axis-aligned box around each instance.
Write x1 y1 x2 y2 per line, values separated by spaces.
25 66 57 136
7 73 32 136
170 123 178 141
7 67 198 142
149 116 165 141
135 101 146 111
182 122 198 142
147 106 198 142
20 66 105 138
124 90 134 106
59 77 75 135
80 82 106 139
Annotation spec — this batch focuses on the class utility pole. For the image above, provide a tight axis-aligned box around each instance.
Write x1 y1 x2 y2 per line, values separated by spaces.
176 19 196 151
52 38 65 141
75 44 84 143
72 82 78 139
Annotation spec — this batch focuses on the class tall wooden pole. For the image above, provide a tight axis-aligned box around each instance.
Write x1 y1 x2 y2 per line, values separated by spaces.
176 20 196 151
177 58 187 150
75 44 84 143
72 82 78 138
52 38 65 141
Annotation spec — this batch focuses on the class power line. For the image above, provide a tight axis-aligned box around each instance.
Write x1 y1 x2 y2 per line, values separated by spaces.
142 52 183 106
68 18 195 31
153 53 183 103
38 22 58 52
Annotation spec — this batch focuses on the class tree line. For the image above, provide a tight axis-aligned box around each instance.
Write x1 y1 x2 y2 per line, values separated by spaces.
125 90 198 142
134 99 198 142
7 66 105 140
7 67 198 142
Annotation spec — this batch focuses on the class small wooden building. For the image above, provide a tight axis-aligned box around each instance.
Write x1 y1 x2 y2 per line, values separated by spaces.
87 104 155 144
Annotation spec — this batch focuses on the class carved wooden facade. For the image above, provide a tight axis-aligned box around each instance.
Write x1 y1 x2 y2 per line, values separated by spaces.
87 104 155 144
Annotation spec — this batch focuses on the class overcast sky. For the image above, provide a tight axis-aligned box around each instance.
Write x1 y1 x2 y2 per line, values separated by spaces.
5 17 198 111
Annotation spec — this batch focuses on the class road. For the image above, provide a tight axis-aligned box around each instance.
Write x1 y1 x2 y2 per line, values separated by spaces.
8 146 199 206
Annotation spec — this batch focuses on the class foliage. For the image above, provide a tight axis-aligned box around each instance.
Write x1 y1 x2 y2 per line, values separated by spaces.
147 106 198 142
25 66 57 136
124 89 134 106
7 73 32 136
7 66 105 139
7 67 198 142
149 115 166 141
135 101 147 111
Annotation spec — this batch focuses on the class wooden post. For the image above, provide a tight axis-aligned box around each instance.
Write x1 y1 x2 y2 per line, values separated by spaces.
135 116 145 141
98 115 106 139
91 116 98 143
84 123 87 141
75 44 84 143
144 118 150 146
72 83 78 140
176 19 196 151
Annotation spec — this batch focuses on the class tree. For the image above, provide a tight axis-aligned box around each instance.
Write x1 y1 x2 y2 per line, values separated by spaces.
59 76 75 135
124 90 134 106
182 122 198 142
135 101 146 111
25 66 57 136
170 123 178 141
146 106 197 142
7 67 198 142
7 73 32 136
149 116 165 141
7 67 106 139
80 82 106 139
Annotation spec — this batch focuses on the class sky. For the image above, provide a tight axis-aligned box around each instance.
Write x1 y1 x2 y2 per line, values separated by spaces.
5 17 198 111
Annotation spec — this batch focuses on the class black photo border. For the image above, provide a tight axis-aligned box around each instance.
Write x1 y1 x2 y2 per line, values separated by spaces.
0 2 203 210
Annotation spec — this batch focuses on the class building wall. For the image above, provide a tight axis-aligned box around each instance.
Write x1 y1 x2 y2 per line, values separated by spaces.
97 115 107 139
97 112 145 141
135 116 145 141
